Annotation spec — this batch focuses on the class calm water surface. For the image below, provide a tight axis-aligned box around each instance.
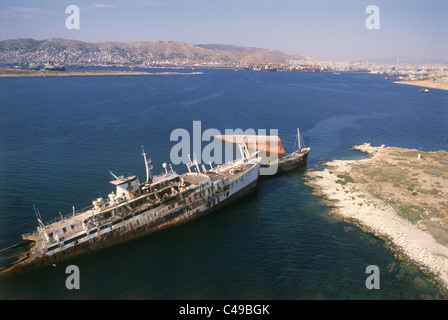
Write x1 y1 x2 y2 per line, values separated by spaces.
0 69 447 299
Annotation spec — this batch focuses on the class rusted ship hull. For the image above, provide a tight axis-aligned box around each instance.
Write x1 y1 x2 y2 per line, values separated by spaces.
261 148 310 175
214 128 309 176
214 135 286 158
277 149 309 173
0 152 261 277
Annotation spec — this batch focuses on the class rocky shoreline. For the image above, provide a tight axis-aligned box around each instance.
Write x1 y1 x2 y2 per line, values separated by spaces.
306 143 448 292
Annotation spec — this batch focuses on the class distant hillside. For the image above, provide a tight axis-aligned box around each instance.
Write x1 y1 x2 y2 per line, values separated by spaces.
196 43 291 64
0 38 291 67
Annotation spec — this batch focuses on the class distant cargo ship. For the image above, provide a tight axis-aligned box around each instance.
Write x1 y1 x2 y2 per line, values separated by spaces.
0 145 261 277
28 63 40 70
44 61 66 71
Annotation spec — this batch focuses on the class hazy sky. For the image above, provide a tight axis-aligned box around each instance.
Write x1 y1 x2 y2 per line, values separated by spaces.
0 0 446 61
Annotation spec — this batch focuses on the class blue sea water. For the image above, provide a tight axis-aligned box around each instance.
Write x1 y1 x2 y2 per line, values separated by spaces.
0 69 447 299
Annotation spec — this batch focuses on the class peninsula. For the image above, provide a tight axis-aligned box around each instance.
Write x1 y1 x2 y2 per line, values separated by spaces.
394 70 448 91
0 67 203 77
306 143 448 291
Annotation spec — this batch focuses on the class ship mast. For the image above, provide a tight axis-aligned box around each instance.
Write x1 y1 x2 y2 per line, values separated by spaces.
295 127 307 151
141 146 153 184
33 204 44 229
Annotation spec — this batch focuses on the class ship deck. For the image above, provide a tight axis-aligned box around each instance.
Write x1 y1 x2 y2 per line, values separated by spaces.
182 173 212 185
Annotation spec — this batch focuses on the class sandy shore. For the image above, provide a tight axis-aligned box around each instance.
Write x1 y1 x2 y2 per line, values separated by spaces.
306 143 448 291
0 68 203 77
394 79 448 91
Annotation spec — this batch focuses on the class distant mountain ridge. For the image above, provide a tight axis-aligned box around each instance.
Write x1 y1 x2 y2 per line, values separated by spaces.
0 38 292 67
2 38 444 69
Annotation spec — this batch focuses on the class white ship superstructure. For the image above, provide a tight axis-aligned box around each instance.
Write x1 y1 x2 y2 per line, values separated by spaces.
1 144 261 276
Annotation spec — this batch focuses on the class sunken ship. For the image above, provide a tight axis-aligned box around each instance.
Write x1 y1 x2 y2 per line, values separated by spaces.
0 144 261 276
214 127 310 174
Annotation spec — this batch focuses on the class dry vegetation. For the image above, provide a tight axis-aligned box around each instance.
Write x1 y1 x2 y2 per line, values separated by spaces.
345 146 448 245
306 143 448 290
